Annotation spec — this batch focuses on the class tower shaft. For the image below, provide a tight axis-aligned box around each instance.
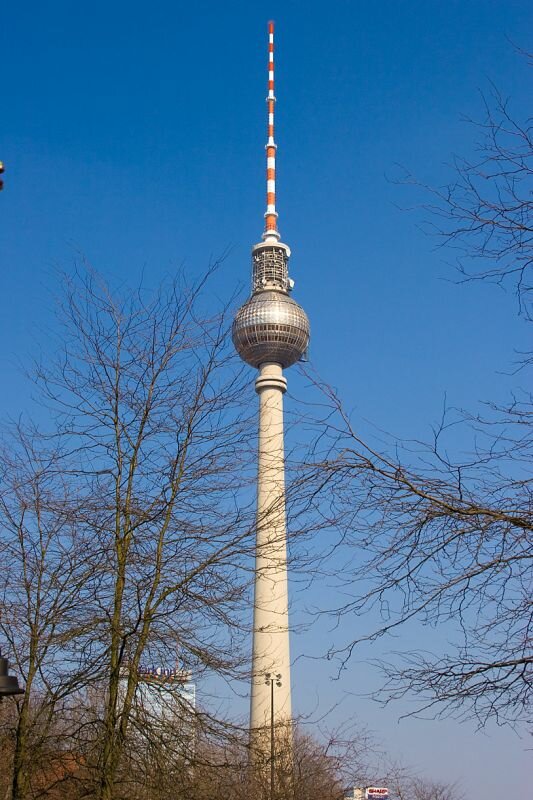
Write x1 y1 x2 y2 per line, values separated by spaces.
250 363 292 738
232 21 310 777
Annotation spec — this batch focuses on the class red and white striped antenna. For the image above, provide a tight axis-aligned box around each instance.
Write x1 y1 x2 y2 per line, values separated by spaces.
263 21 280 241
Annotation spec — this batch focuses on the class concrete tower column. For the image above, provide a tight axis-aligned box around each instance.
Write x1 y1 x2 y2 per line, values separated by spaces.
250 362 291 735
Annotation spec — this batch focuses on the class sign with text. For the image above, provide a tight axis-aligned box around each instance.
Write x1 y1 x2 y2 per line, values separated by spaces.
366 789 389 799
138 665 180 678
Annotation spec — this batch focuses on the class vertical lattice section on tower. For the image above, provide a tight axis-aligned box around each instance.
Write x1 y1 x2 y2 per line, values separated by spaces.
252 246 289 293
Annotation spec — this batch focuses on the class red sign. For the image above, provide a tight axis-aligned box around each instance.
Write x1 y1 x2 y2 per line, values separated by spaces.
366 790 389 799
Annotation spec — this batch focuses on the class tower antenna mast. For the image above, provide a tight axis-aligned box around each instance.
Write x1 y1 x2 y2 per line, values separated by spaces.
264 21 279 240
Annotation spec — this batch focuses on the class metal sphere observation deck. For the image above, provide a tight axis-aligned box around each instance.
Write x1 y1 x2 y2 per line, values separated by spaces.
232 242 310 369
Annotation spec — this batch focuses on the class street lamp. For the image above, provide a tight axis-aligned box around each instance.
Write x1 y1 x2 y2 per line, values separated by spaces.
264 672 282 800
0 649 24 699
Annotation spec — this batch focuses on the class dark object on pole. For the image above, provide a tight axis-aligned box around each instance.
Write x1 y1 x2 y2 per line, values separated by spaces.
0 650 24 697
265 672 282 800
0 161 4 191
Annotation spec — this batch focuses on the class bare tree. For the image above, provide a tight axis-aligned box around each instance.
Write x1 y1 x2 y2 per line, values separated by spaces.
290 724 372 800
46 267 261 799
408 779 464 800
382 762 464 800
0 423 98 800
302 55 532 729
0 265 264 799
399 52 533 324
304 365 532 726
177 721 372 800
392 770 464 800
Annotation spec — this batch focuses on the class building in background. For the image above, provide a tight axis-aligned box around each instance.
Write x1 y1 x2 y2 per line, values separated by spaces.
119 663 196 757
134 664 195 720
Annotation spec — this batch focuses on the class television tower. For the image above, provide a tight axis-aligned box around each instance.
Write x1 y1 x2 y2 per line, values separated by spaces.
232 21 310 756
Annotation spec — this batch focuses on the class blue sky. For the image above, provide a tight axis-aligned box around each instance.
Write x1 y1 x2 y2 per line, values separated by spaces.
1 1 531 796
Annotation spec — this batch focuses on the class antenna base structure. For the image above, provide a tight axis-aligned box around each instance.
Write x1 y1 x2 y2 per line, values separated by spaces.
232 239 309 369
